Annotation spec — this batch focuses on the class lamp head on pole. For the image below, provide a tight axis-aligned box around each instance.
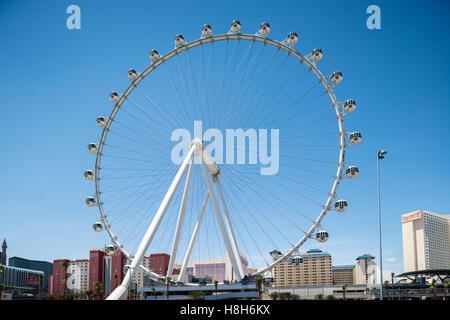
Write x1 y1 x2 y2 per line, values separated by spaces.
378 150 388 159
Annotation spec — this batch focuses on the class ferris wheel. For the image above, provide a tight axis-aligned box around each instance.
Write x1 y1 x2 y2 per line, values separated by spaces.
84 20 362 300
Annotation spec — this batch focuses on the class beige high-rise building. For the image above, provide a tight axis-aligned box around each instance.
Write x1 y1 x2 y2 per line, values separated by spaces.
332 265 354 285
401 210 450 272
270 249 332 287
353 254 377 285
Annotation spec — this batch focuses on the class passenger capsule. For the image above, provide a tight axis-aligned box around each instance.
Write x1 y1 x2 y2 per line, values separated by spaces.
96 116 106 127
258 22 271 36
174 34 185 47
291 256 303 265
109 91 120 102
286 32 298 45
230 20 241 33
334 200 348 212
128 69 138 80
348 131 362 145
93 221 103 232
84 170 94 180
149 49 160 62
343 99 357 113
330 71 343 85
316 230 329 243
201 24 213 37
345 166 359 178
88 143 97 153
105 244 115 255
86 196 96 207
311 48 323 62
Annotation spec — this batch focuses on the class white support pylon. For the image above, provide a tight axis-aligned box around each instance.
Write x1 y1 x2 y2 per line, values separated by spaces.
106 146 196 300
216 178 245 279
201 161 242 282
178 193 209 283
167 156 194 277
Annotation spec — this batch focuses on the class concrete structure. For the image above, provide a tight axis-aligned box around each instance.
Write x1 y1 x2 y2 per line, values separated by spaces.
271 249 332 287
8 256 53 293
0 265 44 296
353 254 377 285
67 259 89 293
332 265 354 285
268 284 373 300
401 210 450 272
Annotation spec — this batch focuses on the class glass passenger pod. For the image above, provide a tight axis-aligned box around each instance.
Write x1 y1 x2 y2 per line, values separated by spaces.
93 221 103 232
230 20 241 34
334 200 348 212
149 49 160 62
127 69 138 80
174 34 185 47
348 131 362 145
259 22 271 36
311 48 323 62
88 143 97 153
286 32 298 45
109 91 120 102
84 170 94 180
96 116 106 127
343 99 356 113
201 24 213 37
290 256 304 265
105 244 115 255
345 166 359 178
331 71 343 85
316 230 329 242
86 196 96 207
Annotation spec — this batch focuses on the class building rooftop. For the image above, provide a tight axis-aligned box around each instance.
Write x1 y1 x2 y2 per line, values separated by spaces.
356 254 375 260
332 265 354 270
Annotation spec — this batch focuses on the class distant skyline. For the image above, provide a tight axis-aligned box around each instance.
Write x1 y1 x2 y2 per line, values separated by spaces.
0 0 449 282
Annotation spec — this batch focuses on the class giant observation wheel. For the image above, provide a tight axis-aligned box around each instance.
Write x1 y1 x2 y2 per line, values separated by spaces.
84 21 362 300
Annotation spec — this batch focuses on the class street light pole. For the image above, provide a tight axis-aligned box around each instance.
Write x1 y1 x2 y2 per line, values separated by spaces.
377 150 387 300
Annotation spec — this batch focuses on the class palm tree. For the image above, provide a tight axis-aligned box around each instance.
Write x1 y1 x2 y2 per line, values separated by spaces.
443 280 449 301
342 284 347 300
114 273 118 289
86 289 93 300
61 261 68 299
391 272 395 300
384 280 390 300
94 281 103 300
38 273 43 300
256 274 264 300
429 280 437 300
166 276 172 300
214 280 219 300
0 283 4 300
269 292 279 300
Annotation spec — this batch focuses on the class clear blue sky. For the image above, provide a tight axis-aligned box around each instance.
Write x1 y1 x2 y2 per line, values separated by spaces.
0 0 449 279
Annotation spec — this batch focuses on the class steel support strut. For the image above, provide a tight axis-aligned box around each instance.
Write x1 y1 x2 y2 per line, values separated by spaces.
178 193 209 282
107 146 195 300
201 161 242 282
167 156 194 277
